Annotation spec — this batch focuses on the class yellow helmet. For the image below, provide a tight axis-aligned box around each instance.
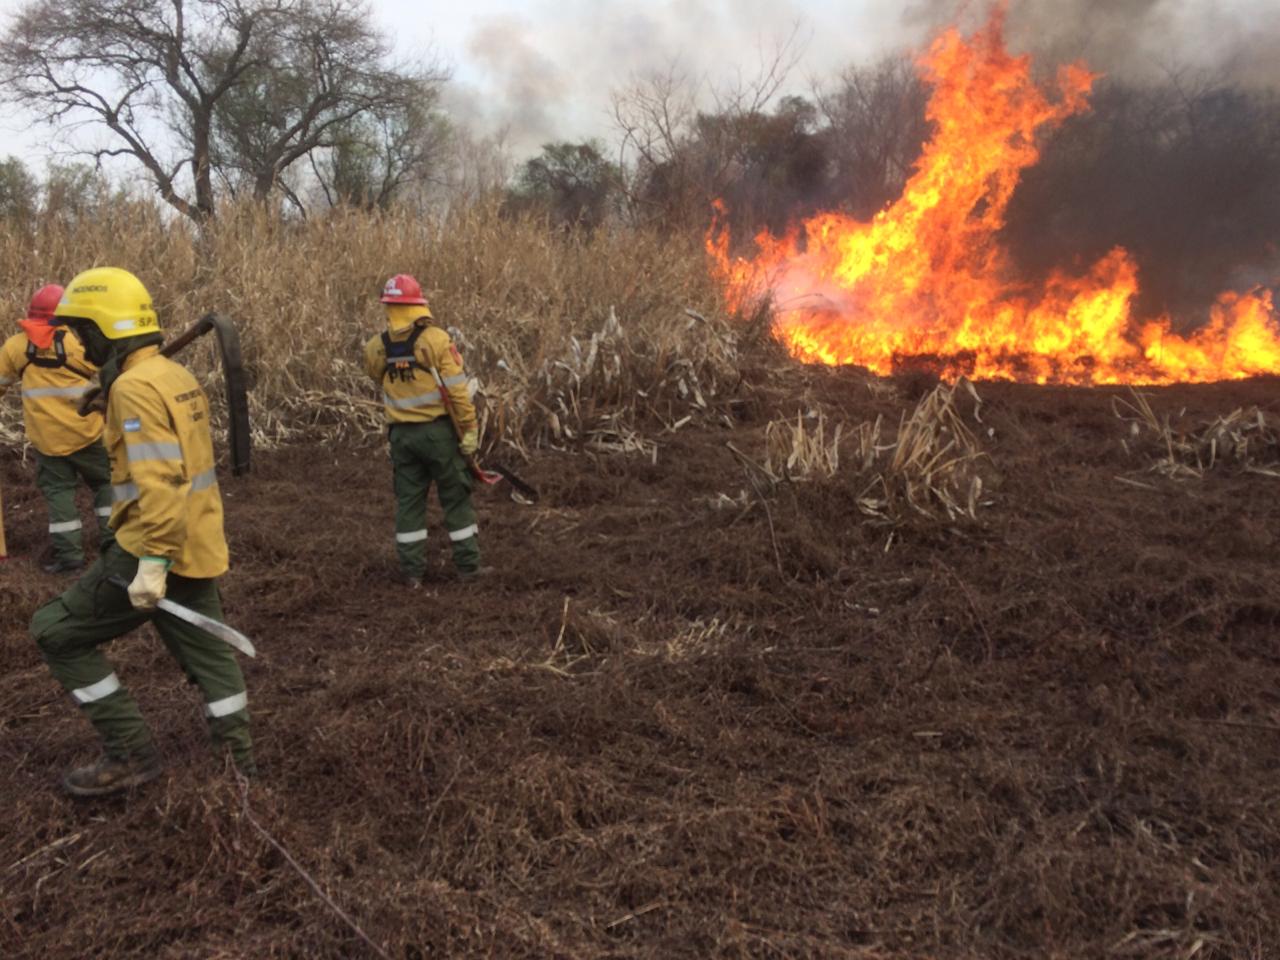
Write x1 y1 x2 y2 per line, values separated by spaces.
54 267 160 340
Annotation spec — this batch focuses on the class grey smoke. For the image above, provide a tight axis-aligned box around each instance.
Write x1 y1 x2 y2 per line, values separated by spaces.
454 0 1280 159
450 0 829 156
901 0 1280 87
464 17 569 150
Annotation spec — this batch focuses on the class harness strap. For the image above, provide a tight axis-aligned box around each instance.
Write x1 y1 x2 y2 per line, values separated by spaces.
381 323 427 382
19 329 94 381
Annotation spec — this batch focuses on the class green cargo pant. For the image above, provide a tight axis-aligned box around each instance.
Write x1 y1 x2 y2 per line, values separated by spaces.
390 418 481 578
29 542 254 772
36 442 114 565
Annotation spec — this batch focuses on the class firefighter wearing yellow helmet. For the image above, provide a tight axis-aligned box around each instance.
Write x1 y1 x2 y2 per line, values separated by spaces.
28 267 254 796
0 283 114 572
363 273 485 584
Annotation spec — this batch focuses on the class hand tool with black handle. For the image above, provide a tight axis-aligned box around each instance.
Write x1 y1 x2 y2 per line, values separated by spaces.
427 362 539 502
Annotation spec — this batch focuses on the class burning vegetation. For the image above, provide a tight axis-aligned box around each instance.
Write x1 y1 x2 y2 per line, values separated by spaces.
708 10 1280 385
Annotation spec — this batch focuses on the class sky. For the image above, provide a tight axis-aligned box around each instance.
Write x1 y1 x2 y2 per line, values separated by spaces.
396 0 914 153
0 0 1276 169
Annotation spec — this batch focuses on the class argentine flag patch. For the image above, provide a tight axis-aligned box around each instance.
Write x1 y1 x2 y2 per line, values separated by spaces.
123 417 142 433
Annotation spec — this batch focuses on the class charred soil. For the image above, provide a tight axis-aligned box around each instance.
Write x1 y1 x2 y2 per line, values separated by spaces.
2 371 1279 959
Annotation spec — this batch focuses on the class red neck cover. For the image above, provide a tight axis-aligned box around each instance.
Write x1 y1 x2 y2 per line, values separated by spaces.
19 318 57 350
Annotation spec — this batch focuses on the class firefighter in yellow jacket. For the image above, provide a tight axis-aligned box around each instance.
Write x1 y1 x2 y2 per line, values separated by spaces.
364 273 485 584
0 284 113 572
28 267 253 796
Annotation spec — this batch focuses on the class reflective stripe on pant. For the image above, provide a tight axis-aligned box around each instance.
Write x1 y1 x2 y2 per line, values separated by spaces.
29 541 253 769
36 442 115 563
389 418 481 577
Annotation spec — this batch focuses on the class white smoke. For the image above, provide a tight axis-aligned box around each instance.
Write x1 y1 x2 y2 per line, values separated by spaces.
447 0 1280 159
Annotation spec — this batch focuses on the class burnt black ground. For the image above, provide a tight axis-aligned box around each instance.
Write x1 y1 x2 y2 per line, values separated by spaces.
2 371 1279 959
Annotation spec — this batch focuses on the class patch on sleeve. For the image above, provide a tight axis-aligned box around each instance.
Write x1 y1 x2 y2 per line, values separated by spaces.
123 417 142 433
450 344 464 367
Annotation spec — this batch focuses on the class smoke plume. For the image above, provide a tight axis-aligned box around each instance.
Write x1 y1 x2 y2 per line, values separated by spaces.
902 0 1280 86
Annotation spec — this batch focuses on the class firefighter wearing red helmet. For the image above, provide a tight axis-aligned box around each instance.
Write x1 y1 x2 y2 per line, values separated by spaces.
363 273 486 584
0 283 114 573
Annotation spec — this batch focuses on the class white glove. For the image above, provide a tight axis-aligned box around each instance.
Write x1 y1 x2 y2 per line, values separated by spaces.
459 427 479 457
128 557 170 610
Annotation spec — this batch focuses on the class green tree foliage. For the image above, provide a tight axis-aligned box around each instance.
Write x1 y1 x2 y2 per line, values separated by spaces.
309 102 451 211
0 0 444 223
684 96 829 235
506 141 621 230
43 162 111 226
0 157 112 229
0 157 38 225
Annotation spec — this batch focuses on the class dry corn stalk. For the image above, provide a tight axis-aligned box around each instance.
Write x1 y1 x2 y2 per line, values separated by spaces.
749 380 991 527
482 304 741 454
765 409 843 480
855 378 991 525
1114 388 1280 479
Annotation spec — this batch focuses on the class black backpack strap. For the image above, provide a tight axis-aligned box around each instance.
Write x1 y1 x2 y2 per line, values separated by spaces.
381 323 427 381
19 330 94 380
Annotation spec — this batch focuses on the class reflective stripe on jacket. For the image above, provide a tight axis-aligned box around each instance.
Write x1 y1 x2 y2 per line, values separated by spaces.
363 323 477 428
105 345 228 578
0 330 103 456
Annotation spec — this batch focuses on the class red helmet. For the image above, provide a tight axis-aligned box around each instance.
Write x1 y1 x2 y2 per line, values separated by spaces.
26 283 64 322
380 273 427 305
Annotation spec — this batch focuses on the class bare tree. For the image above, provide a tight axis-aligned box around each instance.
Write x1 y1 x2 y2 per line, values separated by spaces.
610 61 698 220
610 27 806 229
0 0 444 223
814 55 930 218
308 98 450 211
431 126 513 212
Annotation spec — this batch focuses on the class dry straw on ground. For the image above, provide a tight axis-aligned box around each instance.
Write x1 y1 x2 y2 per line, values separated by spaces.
1115 388 1280 479
764 408 843 480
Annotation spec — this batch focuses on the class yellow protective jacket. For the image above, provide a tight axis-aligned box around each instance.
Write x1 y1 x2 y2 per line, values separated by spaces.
363 322 477 429
105 345 228 579
0 329 104 456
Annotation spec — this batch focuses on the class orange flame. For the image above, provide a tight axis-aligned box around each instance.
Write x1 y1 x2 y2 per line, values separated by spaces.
708 10 1280 384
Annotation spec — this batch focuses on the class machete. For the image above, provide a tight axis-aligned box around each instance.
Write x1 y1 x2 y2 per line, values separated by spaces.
78 312 252 476
487 463 540 502
108 575 257 658
426 362 540 502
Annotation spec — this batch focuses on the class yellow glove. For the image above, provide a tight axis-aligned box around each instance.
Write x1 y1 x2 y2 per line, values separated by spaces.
127 557 170 611
459 427 479 457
